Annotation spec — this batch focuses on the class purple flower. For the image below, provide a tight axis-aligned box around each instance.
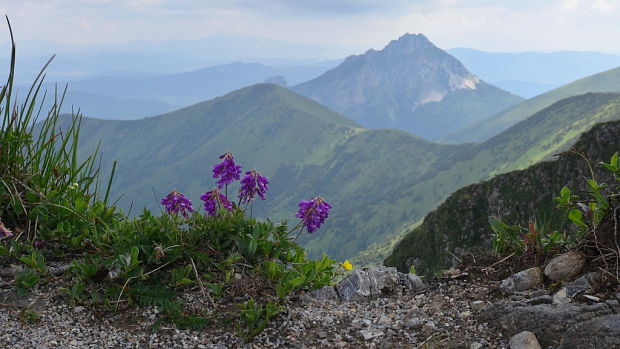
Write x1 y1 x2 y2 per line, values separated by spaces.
200 188 233 216
160 190 194 218
295 197 332 233
239 170 269 204
33 240 46 249
0 222 13 239
213 152 241 189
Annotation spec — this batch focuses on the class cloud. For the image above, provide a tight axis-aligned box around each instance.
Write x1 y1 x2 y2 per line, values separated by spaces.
0 0 618 53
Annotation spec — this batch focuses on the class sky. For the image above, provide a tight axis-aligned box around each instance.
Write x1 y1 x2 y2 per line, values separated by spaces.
0 0 618 53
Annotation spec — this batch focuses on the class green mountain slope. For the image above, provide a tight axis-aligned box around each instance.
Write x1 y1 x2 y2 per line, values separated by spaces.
442 66 620 143
293 34 523 140
385 120 620 274
385 93 620 273
71 83 471 260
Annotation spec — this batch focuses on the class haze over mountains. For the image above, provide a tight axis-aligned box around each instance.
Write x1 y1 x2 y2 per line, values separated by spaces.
294 34 523 139
3 34 351 82
449 48 620 98
14 32 619 135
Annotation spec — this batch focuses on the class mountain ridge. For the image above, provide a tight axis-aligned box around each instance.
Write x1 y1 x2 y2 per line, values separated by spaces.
441 66 620 143
293 33 523 139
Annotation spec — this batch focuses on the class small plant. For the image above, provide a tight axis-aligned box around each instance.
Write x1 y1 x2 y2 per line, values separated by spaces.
15 268 40 295
18 250 46 275
490 216 566 256
60 282 85 307
237 299 281 341
19 308 41 324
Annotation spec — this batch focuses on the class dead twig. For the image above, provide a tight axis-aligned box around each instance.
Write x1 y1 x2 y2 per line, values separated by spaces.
190 257 214 308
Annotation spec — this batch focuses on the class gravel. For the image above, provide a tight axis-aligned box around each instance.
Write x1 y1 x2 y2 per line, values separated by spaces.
0 272 508 348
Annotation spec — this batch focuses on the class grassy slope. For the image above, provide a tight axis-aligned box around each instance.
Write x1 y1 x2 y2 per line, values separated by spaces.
72 83 471 260
385 93 620 273
442 66 620 143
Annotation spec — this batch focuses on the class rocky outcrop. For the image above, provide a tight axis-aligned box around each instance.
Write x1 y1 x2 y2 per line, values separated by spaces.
482 301 612 347
558 314 620 349
304 266 426 303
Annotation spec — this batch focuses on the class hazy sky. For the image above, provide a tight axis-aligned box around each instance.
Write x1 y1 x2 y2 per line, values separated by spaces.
0 0 618 53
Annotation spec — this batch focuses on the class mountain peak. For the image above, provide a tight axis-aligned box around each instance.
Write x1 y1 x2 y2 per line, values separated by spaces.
293 33 523 139
383 33 433 52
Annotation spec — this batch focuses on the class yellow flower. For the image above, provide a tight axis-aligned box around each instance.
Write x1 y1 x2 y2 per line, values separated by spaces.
341 260 353 271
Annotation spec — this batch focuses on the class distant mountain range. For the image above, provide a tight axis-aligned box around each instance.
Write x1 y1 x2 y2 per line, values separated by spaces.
3 34 352 82
442 66 620 143
294 34 523 140
55 62 337 107
34 61 339 119
448 48 620 98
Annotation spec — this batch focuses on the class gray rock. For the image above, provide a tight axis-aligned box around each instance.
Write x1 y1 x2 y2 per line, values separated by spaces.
469 342 483 349
500 267 543 294
360 329 383 340
606 299 620 314
553 288 571 305
398 273 426 292
558 314 620 349
404 317 423 329
303 286 340 302
564 272 602 297
526 295 553 305
508 331 541 349
336 266 401 302
543 251 585 282
471 300 486 310
482 301 612 347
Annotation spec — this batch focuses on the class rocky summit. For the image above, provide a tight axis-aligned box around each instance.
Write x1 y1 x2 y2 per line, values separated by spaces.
293 33 523 139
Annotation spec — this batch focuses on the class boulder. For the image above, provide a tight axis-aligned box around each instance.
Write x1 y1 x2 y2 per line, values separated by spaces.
336 266 402 302
508 331 541 349
543 251 585 282
558 314 620 349
500 267 543 294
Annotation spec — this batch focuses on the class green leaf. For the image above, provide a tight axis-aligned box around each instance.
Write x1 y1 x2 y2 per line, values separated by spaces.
568 209 586 227
74 197 87 213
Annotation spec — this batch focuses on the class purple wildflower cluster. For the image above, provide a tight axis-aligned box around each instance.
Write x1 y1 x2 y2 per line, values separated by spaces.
239 170 269 204
0 222 13 239
295 197 332 233
160 190 194 218
213 152 242 189
200 188 233 216
159 152 331 234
